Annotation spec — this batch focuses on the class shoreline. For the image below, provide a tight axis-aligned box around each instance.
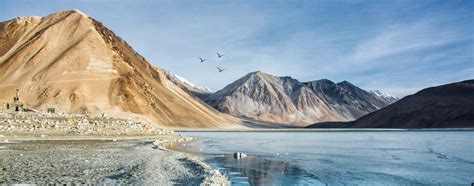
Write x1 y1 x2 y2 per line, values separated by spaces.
0 135 229 185
0 111 229 185
175 128 474 132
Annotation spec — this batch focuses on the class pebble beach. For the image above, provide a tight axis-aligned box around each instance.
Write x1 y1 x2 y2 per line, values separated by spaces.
0 111 228 185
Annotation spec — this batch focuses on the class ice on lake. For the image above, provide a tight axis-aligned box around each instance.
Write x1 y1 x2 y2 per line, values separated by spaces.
179 131 474 185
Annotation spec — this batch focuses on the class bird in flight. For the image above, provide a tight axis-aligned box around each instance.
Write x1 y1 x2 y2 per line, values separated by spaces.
198 57 206 63
216 52 224 58
216 66 225 72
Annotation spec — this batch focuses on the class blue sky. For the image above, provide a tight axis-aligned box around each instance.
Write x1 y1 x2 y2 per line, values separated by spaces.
1 0 473 97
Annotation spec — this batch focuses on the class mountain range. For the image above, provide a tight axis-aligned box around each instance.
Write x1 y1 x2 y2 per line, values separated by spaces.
205 71 398 126
307 80 474 128
4 9 466 129
0 10 239 128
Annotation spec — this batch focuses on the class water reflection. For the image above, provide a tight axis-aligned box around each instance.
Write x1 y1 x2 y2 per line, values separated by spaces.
208 154 324 185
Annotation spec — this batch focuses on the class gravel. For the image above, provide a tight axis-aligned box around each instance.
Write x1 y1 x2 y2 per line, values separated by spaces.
0 139 229 185
0 111 229 185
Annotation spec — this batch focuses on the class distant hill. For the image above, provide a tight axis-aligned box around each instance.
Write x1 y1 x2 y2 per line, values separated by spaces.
307 80 474 128
205 71 397 126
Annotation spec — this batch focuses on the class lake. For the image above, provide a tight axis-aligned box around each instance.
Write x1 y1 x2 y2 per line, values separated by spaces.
178 131 474 185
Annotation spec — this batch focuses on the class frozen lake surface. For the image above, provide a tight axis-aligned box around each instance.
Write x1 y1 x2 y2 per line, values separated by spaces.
179 131 474 185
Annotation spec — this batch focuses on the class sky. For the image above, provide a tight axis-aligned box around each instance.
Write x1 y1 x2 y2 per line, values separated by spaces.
1 0 473 97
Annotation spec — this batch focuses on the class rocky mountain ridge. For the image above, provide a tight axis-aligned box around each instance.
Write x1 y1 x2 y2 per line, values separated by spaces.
205 71 397 125
307 80 474 128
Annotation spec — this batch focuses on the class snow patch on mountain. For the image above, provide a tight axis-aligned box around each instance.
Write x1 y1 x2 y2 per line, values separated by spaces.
163 70 211 93
370 90 398 102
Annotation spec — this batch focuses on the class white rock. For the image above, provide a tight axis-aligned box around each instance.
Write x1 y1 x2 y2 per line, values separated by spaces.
234 152 247 159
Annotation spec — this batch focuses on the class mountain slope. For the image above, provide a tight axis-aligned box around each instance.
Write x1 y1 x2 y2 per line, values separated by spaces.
205 71 339 125
303 79 394 119
0 10 239 128
349 80 474 128
205 71 396 125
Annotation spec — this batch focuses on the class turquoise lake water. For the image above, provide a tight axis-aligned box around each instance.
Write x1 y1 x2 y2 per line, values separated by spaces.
179 131 474 185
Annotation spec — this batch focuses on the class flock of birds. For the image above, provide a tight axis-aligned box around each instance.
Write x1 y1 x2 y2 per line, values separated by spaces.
198 52 226 72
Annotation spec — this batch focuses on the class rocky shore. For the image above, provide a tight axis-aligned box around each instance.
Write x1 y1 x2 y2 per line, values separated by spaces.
0 111 173 137
0 111 229 185
0 139 228 185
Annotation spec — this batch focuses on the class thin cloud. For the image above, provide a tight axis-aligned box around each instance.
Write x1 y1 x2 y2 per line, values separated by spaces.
348 20 470 64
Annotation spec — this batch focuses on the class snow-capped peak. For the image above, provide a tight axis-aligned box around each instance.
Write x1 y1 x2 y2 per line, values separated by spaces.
163 70 211 93
370 90 398 100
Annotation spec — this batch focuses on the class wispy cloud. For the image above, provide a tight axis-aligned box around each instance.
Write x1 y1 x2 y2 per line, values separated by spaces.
348 20 470 64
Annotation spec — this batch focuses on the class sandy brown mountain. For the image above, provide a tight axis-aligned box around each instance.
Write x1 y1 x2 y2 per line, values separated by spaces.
0 10 240 128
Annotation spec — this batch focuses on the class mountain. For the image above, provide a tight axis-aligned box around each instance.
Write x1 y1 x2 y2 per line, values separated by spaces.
307 80 474 128
205 71 340 125
0 10 239 128
205 71 397 125
350 80 474 128
303 80 396 119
